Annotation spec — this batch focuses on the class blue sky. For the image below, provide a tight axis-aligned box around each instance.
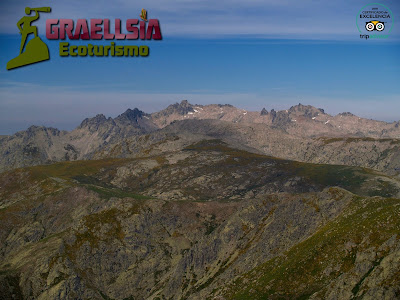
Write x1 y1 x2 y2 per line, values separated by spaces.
0 0 399 134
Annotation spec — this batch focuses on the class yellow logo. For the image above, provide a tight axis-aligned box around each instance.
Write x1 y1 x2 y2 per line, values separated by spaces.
140 9 148 22
7 7 52 70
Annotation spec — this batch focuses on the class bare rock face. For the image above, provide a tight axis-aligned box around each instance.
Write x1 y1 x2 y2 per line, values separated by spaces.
288 103 325 119
0 108 157 172
115 108 157 133
78 114 113 132
260 108 268 115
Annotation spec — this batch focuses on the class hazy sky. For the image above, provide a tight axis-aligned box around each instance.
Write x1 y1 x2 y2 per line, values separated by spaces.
0 0 399 134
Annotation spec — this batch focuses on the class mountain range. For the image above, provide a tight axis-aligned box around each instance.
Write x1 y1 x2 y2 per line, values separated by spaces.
0 101 399 299
1 101 399 175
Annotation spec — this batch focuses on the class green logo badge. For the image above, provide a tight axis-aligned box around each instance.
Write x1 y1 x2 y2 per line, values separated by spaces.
7 7 52 70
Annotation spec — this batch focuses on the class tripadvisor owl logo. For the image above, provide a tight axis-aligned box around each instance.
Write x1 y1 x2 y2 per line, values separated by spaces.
357 3 394 40
7 7 51 70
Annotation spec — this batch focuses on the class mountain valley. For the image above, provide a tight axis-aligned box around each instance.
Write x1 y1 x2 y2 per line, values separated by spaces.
0 101 399 299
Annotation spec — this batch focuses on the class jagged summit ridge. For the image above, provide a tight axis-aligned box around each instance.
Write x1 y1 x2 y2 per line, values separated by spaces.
288 103 325 117
156 100 195 116
0 100 399 173
116 108 146 122
79 114 114 130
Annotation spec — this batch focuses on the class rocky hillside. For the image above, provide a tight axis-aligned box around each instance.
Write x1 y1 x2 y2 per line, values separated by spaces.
150 101 400 138
0 108 154 172
1 140 399 299
151 101 400 138
0 101 399 175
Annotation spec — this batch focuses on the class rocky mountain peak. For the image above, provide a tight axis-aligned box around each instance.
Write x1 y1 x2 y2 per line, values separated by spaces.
261 108 269 115
114 108 158 133
156 100 195 117
25 125 46 133
116 108 145 123
174 100 194 114
180 99 190 106
78 114 114 130
16 125 61 139
288 103 325 118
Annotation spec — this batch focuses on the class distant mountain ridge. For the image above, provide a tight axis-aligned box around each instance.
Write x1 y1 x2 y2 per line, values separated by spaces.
0 100 399 174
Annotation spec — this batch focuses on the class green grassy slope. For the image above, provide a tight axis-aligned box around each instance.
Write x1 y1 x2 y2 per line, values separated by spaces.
222 196 400 299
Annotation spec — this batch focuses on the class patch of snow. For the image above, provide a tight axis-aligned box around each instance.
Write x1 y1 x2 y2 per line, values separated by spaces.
324 120 330 124
243 112 247 115
291 119 297 122
188 112 194 115
312 117 316 120
194 109 199 113
143 116 149 119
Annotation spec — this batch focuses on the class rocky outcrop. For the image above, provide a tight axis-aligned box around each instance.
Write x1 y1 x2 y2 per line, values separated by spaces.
288 103 325 118
0 141 399 299
260 108 268 115
153 100 195 117
1 101 399 174
78 114 115 132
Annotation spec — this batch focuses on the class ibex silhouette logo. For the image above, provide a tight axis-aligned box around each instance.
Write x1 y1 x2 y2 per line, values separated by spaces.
7 7 51 70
